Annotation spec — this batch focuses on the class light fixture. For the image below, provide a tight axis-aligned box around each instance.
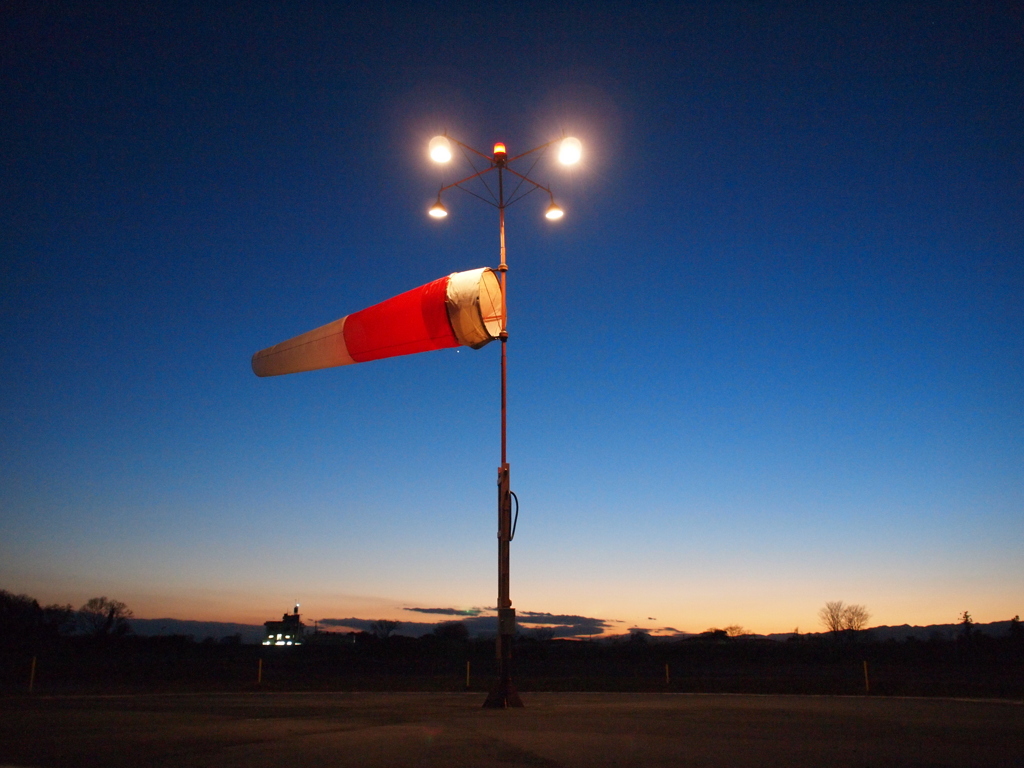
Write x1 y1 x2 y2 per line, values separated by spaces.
429 197 448 218
558 136 582 165
545 200 564 220
429 135 452 163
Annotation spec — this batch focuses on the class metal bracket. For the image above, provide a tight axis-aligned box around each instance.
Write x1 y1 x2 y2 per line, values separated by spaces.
497 464 511 539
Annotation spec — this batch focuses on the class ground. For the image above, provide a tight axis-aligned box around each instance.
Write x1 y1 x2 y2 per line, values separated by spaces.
1 692 1022 767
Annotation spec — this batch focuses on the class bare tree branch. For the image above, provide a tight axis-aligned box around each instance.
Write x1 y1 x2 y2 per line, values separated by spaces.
843 604 870 632
819 601 846 634
79 597 133 637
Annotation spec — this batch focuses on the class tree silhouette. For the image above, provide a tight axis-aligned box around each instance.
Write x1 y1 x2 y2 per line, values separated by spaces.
959 610 973 639
843 604 870 632
0 590 42 639
433 621 469 642
820 601 871 635
371 619 400 640
819 601 846 634
629 629 650 644
1 591 82 647
78 597 133 637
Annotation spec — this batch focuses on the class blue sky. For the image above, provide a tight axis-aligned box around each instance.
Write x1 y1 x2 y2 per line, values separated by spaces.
2 1 1021 636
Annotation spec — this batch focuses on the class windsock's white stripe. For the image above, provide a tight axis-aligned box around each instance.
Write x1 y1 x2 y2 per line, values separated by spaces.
445 268 503 349
446 269 488 348
251 315 354 377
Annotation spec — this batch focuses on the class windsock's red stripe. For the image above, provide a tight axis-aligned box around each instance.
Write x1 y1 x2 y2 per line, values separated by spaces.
343 276 459 363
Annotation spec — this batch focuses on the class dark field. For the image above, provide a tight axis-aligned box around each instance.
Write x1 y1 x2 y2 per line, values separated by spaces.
1 691 1022 767
4 631 1023 700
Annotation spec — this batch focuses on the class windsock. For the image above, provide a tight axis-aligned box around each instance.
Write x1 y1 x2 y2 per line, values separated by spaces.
252 267 504 377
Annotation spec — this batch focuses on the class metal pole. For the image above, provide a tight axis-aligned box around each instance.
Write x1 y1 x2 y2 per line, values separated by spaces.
485 164 522 708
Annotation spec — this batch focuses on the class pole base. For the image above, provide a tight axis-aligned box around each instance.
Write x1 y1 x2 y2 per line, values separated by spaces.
483 679 524 708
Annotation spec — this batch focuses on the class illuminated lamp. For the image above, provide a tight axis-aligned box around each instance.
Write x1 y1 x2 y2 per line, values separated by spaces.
429 135 452 163
558 136 582 165
429 197 448 218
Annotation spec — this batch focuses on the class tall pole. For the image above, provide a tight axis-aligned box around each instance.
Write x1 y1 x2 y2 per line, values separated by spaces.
485 164 523 707
428 133 576 707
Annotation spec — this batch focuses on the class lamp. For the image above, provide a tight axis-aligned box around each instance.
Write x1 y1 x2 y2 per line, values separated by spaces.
558 136 582 165
429 135 452 163
428 197 448 218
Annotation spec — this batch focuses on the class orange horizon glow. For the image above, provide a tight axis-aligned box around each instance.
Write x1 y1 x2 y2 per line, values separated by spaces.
12 581 1015 639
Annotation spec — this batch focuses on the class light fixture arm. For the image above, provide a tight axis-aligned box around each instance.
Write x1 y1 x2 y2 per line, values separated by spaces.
442 132 564 165
443 134 498 163
434 152 555 211
437 165 501 197
502 165 554 197
505 136 563 164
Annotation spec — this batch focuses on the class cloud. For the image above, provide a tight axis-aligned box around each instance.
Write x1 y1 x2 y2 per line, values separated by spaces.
453 613 611 639
517 611 612 637
319 618 382 632
404 607 485 617
319 615 495 638
519 611 610 627
536 624 605 639
318 609 616 639
615 625 687 638
319 617 440 636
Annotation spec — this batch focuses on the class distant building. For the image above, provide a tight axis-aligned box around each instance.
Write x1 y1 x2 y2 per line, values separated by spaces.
263 604 305 646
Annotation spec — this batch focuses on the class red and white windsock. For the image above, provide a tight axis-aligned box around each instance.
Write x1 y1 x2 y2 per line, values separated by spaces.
251 267 504 377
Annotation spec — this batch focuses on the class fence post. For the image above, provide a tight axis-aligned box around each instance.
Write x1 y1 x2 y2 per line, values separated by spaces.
257 658 263 684
665 662 670 686
28 656 37 694
466 660 471 690
862 660 870 694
